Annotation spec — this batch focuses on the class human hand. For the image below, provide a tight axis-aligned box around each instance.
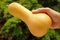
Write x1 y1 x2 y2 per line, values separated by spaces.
32 8 60 29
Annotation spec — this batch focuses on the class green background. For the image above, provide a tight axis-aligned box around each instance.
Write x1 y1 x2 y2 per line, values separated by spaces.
0 0 60 40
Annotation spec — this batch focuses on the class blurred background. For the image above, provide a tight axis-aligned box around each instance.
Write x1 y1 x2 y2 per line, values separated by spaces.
0 0 60 40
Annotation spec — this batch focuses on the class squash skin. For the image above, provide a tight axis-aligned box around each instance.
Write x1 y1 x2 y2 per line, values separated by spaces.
26 13 52 37
8 2 52 37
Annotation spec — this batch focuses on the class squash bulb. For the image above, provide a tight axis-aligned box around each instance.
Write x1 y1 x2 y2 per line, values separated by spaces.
27 13 52 37
8 2 52 37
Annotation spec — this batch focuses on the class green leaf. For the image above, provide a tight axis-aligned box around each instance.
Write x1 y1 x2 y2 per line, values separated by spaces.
30 0 38 3
32 3 43 10
52 2 60 12
0 17 21 34
47 29 56 37
12 26 23 36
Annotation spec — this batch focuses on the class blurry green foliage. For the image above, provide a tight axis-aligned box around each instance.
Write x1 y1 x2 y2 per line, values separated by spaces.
0 0 60 40
38 0 58 7
52 2 60 12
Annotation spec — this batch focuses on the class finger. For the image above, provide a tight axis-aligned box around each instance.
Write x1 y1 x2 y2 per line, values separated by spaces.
32 10 40 14
32 8 59 15
36 8 50 13
50 23 60 29
32 8 50 13
51 27 60 29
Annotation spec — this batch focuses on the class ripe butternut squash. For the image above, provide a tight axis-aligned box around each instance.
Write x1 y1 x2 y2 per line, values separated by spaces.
8 2 52 37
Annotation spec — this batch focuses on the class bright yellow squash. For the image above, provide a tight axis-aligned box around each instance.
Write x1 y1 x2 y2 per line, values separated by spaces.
8 2 52 37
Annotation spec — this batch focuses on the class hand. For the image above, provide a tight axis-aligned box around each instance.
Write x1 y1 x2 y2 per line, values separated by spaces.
32 8 60 29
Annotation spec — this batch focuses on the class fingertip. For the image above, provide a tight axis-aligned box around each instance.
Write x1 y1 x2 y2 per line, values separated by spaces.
32 10 36 12
32 10 39 14
32 7 51 14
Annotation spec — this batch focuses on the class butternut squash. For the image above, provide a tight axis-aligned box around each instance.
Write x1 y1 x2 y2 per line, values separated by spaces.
8 2 52 37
